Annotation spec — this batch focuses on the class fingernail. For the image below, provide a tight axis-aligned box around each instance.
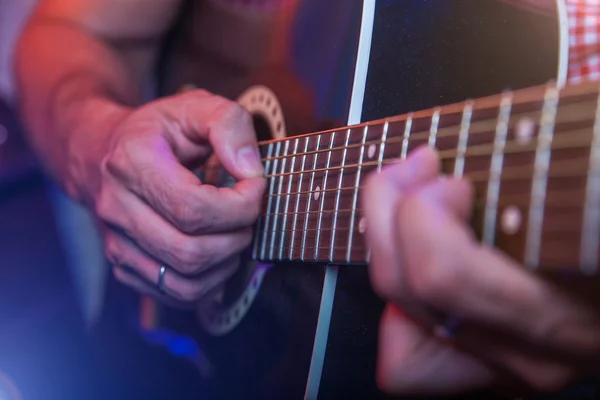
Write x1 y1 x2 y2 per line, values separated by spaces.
237 146 264 177
409 145 436 161
407 146 439 169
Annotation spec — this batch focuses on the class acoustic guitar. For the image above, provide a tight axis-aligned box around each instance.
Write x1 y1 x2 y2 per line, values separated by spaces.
142 0 597 398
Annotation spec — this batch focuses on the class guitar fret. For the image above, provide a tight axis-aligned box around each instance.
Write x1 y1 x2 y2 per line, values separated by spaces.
346 126 368 262
279 138 299 260
330 129 351 261
315 132 336 261
483 92 513 245
253 80 600 271
261 142 279 259
290 137 309 260
428 107 441 147
454 101 474 178
365 121 390 264
254 142 274 260
525 84 560 269
378 122 390 172
269 140 290 259
302 135 321 261
580 89 600 274
401 114 413 159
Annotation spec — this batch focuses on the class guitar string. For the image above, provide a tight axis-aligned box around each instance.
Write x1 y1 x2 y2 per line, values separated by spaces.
257 186 588 257
263 157 589 199
257 164 589 260
258 102 598 163
251 83 600 264
255 88 600 153
261 192 587 217
261 131 593 180
260 210 586 257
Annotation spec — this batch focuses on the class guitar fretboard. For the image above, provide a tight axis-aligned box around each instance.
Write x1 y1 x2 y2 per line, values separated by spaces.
251 80 600 275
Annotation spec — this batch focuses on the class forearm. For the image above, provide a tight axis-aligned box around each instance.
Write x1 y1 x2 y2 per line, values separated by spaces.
14 16 139 202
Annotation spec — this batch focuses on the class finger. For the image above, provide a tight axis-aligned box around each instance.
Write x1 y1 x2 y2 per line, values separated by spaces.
113 266 225 310
392 177 600 354
162 89 264 180
454 324 580 393
362 146 440 299
106 230 239 303
112 268 195 309
97 189 253 275
376 303 492 395
104 136 266 234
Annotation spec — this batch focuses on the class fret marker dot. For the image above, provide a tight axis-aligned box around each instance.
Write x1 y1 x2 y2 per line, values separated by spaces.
314 186 321 201
359 217 368 234
515 118 536 145
368 144 376 159
501 206 522 235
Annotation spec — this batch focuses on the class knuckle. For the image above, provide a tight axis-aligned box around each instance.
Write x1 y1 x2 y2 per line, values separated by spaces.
217 101 250 126
175 281 203 303
407 255 458 305
171 195 216 233
112 266 128 285
104 143 129 176
170 201 200 233
171 238 213 274
95 190 115 222
103 234 120 263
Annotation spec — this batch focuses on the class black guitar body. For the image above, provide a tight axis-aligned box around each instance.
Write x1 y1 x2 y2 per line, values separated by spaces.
154 1 560 399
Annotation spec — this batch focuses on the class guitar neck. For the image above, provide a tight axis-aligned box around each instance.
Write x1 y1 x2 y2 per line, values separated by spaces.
251 80 600 275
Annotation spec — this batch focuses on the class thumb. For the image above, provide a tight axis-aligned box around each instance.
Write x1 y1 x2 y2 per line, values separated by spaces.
377 303 493 395
162 89 265 181
205 97 264 181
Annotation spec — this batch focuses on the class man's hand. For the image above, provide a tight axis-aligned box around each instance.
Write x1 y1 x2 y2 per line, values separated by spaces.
362 146 600 395
91 89 265 306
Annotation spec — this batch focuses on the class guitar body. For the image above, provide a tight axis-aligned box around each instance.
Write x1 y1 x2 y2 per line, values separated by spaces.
152 1 563 398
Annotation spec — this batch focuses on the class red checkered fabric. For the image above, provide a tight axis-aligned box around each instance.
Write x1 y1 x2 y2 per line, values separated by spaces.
567 0 600 83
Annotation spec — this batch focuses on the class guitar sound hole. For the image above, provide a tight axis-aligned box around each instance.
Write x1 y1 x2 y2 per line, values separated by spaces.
253 115 272 142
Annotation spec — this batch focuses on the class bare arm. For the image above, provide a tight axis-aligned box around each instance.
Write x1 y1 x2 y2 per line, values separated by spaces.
14 0 266 307
14 0 181 202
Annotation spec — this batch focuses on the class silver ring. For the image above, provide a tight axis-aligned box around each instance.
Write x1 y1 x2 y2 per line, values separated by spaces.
434 315 462 340
157 265 167 294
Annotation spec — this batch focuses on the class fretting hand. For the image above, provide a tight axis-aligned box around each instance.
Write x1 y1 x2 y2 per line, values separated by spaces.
88 89 265 307
362 146 600 395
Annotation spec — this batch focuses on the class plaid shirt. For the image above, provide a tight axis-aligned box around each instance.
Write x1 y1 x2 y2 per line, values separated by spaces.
567 0 600 83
